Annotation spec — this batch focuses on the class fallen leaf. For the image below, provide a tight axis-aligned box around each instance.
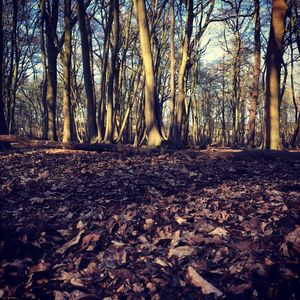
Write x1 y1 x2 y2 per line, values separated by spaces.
209 227 228 237
81 233 100 251
29 196 44 204
144 218 155 230
154 257 172 267
280 226 300 256
168 246 195 259
56 229 84 254
187 266 223 297
29 260 50 274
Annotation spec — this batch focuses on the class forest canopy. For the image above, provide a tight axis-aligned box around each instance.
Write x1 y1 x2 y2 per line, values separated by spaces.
0 0 299 149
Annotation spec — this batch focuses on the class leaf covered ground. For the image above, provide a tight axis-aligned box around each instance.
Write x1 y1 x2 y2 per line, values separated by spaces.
0 148 299 299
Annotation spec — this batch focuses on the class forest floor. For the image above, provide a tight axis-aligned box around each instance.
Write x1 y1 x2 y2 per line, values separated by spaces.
0 147 299 299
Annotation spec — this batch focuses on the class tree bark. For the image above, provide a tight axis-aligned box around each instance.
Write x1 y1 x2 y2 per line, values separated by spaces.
98 2 114 142
62 0 73 142
133 0 163 147
39 0 48 140
0 0 10 150
104 0 119 143
175 0 193 147
168 0 175 141
45 0 59 141
77 0 97 142
247 0 261 148
264 0 288 150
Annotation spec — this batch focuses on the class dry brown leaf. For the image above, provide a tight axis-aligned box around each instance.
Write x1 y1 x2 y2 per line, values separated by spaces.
56 229 84 254
208 227 228 237
228 283 252 294
29 260 50 274
280 226 300 256
80 233 100 250
154 257 172 267
175 216 187 225
187 266 223 297
168 246 194 259
144 218 155 230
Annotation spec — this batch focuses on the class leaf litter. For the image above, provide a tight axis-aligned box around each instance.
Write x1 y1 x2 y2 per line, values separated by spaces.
0 148 299 299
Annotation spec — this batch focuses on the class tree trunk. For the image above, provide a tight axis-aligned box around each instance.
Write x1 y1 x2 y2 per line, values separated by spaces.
77 0 97 142
168 0 175 141
264 0 288 150
104 0 119 143
45 0 59 141
62 0 72 142
175 0 193 147
116 64 142 143
247 0 261 148
133 0 163 147
8 0 18 134
39 0 48 140
98 2 113 142
0 0 10 150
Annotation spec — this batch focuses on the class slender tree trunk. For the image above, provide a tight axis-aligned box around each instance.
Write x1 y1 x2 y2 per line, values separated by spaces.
8 0 18 134
168 0 175 141
247 0 261 148
62 0 72 142
133 0 163 147
264 0 288 150
45 0 59 141
77 0 97 141
98 2 113 141
175 0 193 147
39 0 48 140
290 15 300 147
232 30 241 147
0 0 10 150
117 64 142 143
104 0 119 143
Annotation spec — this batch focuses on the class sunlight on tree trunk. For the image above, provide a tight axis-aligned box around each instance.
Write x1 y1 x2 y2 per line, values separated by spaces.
247 0 261 148
133 0 163 147
168 0 175 142
62 0 72 142
264 0 288 150
175 0 193 147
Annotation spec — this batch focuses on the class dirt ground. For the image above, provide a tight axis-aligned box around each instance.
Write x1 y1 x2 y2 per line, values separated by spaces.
0 147 299 299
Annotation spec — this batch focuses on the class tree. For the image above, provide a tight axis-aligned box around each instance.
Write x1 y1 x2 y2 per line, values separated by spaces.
77 0 97 142
39 0 48 139
62 0 73 142
133 0 163 147
247 0 261 148
0 0 10 150
45 0 59 141
104 0 119 143
168 0 175 141
264 0 288 150
175 0 194 147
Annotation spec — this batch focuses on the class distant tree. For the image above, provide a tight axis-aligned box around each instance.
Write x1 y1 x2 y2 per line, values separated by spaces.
264 0 288 150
